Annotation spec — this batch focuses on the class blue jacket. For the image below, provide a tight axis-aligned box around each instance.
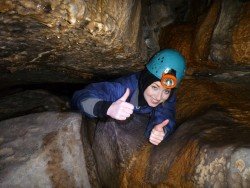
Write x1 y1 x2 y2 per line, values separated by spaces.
71 72 176 139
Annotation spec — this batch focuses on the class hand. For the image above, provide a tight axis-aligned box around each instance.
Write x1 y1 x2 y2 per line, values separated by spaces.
107 88 134 120
149 119 169 145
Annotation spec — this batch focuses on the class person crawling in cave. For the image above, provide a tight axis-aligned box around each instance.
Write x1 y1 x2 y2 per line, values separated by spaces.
71 49 186 145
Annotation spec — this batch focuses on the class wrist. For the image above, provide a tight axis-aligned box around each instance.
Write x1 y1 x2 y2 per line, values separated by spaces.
93 101 113 118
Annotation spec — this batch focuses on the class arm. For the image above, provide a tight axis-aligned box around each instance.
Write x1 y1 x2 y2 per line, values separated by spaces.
145 93 176 140
158 95 176 139
71 81 128 118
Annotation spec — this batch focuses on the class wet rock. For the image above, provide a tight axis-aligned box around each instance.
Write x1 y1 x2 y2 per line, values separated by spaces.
142 1 175 52
232 2 250 65
182 109 250 188
92 114 149 187
158 1 221 71
0 112 91 188
192 1 221 63
91 109 250 187
81 118 102 188
0 0 248 91
0 0 146 89
0 89 69 121
177 78 250 125
210 0 242 64
159 0 250 71
90 77 250 187
159 24 194 66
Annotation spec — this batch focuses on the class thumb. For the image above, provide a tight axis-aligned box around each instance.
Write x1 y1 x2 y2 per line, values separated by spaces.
119 88 130 102
155 119 169 131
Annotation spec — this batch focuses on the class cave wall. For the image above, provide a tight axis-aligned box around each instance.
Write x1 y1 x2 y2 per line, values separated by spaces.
159 0 250 71
0 0 147 89
2 0 248 89
0 0 250 187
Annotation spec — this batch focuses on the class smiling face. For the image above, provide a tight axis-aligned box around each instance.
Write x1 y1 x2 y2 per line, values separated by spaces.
143 81 171 107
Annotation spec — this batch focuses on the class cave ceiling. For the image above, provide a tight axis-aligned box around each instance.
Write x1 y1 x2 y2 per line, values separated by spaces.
0 0 249 89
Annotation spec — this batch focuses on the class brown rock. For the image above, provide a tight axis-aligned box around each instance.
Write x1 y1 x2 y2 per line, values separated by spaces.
0 112 91 188
193 1 221 62
0 0 146 89
210 0 242 64
159 24 194 68
0 89 68 121
232 2 250 65
91 109 250 187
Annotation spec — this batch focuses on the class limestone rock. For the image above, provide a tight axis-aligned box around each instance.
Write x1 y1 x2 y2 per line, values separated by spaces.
92 114 149 187
210 0 242 64
90 77 250 187
159 24 194 67
0 112 91 188
192 1 221 63
91 110 250 187
176 78 250 125
0 89 69 121
232 2 250 65
0 0 146 89
159 0 250 69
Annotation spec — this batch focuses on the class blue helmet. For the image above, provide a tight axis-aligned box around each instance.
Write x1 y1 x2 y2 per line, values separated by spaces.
146 49 186 88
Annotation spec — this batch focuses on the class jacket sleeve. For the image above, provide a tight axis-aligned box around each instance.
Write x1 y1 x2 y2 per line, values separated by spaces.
71 81 127 118
145 93 176 140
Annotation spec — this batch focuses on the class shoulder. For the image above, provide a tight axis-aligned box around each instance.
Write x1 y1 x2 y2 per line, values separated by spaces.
115 72 140 82
114 72 141 90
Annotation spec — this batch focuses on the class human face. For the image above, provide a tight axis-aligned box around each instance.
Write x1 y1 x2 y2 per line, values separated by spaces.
143 81 171 107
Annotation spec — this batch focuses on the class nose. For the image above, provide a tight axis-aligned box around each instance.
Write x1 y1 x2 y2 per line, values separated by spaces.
155 91 162 101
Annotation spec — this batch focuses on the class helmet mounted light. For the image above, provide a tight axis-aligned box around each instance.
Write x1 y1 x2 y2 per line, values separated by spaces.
146 49 186 89
161 73 177 89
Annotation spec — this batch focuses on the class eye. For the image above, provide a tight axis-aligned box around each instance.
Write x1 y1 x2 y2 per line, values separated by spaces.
151 85 158 90
164 90 170 95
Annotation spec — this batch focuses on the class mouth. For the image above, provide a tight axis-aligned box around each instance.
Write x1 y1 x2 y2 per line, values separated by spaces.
151 98 160 104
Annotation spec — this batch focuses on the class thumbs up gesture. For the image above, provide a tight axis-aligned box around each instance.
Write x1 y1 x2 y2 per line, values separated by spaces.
107 88 134 120
149 119 169 145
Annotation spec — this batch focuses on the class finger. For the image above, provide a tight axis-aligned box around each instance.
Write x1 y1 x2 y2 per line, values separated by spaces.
116 116 127 121
122 102 134 110
116 110 130 118
152 129 165 136
150 138 162 146
119 88 130 102
150 140 159 145
160 119 169 127
150 133 164 142
122 108 134 115
120 111 131 118
155 119 169 131
149 137 160 145
117 107 132 116
150 131 164 140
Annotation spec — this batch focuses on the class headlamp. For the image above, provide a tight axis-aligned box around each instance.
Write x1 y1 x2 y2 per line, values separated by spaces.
161 73 177 89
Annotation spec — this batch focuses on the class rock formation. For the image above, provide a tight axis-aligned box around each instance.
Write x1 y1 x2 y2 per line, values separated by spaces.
0 112 91 187
0 0 249 187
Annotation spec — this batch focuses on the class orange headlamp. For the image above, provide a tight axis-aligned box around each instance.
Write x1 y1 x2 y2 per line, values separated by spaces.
161 73 177 89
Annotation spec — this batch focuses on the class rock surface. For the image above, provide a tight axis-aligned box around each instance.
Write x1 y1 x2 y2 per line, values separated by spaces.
1 0 248 89
159 0 250 70
0 0 249 187
90 76 250 187
231 2 250 65
210 0 242 64
0 76 249 187
0 0 147 89
0 112 90 188
91 109 250 187
0 89 69 121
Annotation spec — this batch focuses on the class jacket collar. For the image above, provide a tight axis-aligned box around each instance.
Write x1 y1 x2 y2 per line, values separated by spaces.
130 88 139 106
